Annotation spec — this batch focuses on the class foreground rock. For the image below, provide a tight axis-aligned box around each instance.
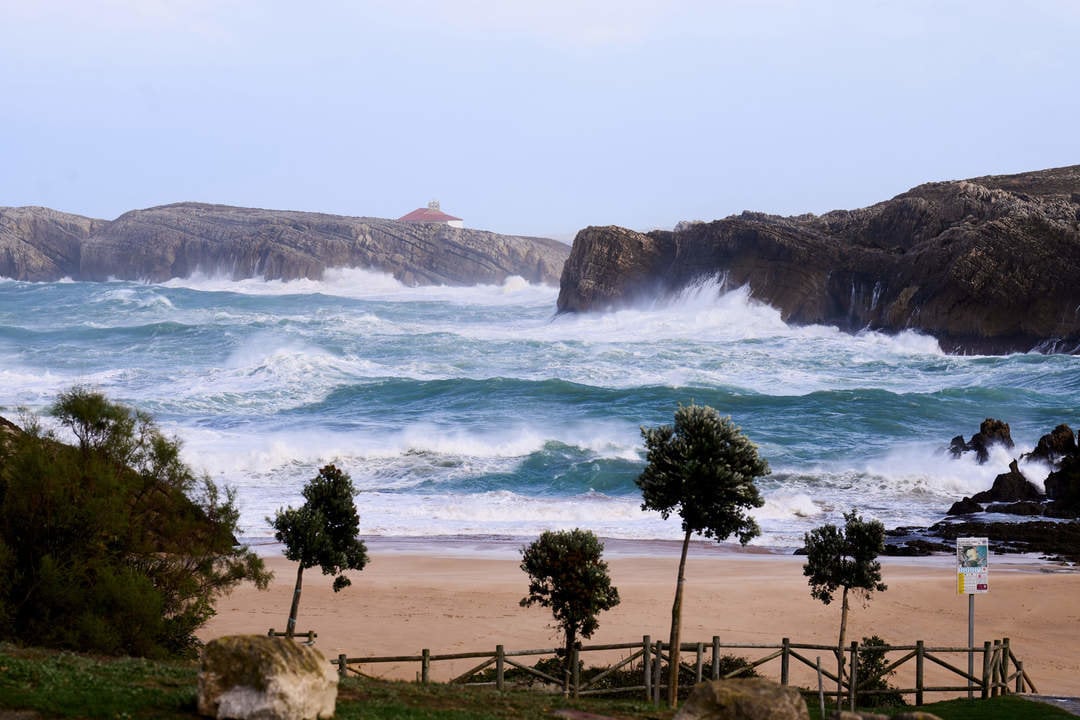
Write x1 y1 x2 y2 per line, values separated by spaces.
198 635 337 720
830 712 943 720
558 165 1080 354
0 203 570 286
673 678 809 720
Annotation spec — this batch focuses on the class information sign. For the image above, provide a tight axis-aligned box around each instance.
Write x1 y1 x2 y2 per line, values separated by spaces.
956 537 989 594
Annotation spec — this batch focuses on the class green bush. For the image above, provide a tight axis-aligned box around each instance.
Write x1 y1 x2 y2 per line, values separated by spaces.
855 635 905 708
0 388 270 658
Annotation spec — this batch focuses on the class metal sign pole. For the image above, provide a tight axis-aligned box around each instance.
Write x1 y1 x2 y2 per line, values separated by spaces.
957 537 988 701
968 593 974 699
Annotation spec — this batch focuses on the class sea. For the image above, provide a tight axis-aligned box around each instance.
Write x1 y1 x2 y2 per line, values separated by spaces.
2 270 1077 552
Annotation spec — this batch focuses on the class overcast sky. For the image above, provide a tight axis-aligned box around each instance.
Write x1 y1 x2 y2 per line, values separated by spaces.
2 1 1078 238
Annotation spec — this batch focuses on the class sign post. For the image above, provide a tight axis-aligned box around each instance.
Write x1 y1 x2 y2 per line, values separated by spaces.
957 537 989 698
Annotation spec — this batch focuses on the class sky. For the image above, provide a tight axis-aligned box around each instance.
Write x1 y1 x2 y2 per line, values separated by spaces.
2 1 1078 239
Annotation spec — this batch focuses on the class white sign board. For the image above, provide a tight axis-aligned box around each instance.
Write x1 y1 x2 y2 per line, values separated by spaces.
956 537 989 594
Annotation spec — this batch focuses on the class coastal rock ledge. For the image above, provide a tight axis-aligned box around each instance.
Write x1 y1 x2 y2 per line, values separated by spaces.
557 165 1080 354
0 203 570 286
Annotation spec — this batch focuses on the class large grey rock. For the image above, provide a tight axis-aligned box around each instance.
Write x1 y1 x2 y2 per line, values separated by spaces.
673 678 809 720
0 202 570 286
0 206 100 280
557 165 1080 354
198 635 337 720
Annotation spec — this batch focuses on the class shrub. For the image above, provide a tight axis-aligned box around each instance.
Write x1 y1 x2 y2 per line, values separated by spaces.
0 388 270 657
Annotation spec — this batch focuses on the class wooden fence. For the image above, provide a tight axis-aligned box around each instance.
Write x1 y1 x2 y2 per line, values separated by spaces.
329 635 1037 708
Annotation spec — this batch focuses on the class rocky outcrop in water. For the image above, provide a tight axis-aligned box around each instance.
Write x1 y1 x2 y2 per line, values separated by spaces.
0 203 570 286
895 421 1080 561
558 165 1080 354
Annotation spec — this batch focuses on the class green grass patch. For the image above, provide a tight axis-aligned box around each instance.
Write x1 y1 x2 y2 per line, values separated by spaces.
0 644 198 718
0 644 1070 720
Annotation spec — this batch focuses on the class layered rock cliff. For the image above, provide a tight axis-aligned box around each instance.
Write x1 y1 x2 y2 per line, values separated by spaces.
0 203 570 286
558 165 1080 354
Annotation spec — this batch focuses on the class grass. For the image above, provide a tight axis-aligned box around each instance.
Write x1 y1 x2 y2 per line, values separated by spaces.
0 644 1072 720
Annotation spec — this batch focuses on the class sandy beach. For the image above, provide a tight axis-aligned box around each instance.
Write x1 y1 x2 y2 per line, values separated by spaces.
199 540 1080 697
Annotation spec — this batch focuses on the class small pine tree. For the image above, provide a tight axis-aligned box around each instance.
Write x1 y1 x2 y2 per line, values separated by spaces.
636 403 769 707
270 464 369 636
802 509 887 698
520 529 620 679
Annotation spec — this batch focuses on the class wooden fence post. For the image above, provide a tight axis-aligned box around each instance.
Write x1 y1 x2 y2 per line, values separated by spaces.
989 643 997 699
421 649 430 684
338 654 347 679
781 638 790 686
643 635 652 701
848 641 859 712
981 641 992 699
695 642 704 685
653 640 663 705
1015 660 1024 693
915 640 924 706
496 645 505 691
712 636 721 681
997 639 1006 695
816 656 825 719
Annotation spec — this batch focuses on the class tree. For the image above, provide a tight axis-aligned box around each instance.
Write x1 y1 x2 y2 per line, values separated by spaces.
0 387 271 657
519 529 620 680
802 509 887 698
636 403 769 706
270 464 369 636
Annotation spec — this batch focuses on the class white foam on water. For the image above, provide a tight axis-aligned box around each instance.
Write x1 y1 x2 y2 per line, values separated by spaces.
161 268 558 307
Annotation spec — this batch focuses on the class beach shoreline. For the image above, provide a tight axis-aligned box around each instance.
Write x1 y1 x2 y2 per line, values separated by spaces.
203 539 1079 697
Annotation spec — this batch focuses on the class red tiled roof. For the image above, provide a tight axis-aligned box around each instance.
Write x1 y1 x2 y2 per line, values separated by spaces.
398 207 462 223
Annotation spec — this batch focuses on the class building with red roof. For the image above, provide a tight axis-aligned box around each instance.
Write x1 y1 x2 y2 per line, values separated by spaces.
398 200 463 228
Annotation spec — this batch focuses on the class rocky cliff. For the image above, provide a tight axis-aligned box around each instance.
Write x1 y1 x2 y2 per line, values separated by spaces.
0 203 570 286
558 165 1080 354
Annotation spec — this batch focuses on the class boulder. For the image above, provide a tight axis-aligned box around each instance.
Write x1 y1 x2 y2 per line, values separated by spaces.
1025 424 1077 465
971 460 1043 503
1045 453 1080 516
946 497 983 515
198 635 337 720
673 678 809 720
947 435 969 459
968 418 1014 463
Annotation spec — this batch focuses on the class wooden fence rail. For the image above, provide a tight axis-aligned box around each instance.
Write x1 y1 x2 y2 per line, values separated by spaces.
330 636 1037 707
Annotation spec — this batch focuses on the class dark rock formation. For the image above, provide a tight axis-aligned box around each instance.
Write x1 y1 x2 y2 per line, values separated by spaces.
948 418 1014 463
1024 424 1077 465
0 203 570 286
970 460 1042 503
946 497 983 515
886 520 1080 562
558 165 1080 354
1045 453 1080 515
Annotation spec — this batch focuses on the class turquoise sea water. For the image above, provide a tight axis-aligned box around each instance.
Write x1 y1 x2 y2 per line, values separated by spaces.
2 270 1076 550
